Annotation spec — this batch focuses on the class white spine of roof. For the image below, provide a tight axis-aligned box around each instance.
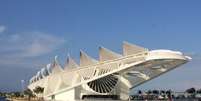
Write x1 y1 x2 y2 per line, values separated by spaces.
80 50 98 66
51 56 63 74
29 77 34 83
36 71 41 80
46 63 51 74
64 55 78 71
123 41 148 56
41 67 49 77
99 47 122 61
41 68 46 77
32 76 36 82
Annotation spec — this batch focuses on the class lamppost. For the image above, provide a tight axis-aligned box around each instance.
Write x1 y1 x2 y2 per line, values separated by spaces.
21 80 25 96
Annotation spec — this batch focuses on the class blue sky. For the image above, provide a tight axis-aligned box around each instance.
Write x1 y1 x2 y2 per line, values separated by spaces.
0 0 201 92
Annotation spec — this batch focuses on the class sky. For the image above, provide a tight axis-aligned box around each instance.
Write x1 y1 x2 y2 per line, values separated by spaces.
0 0 201 92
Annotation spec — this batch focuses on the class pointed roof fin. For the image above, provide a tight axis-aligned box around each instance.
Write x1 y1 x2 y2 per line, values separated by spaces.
46 63 52 74
64 54 79 71
99 47 122 61
36 71 42 80
51 56 63 74
80 50 98 66
123 41 148 56
41 68 46 77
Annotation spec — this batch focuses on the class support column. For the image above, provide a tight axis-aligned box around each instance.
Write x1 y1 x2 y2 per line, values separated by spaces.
117 75 131 100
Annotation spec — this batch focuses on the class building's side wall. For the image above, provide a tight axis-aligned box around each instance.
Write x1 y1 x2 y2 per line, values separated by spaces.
54 89 76 101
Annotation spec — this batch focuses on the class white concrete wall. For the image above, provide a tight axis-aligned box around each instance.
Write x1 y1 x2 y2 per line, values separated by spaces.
55 89 76 101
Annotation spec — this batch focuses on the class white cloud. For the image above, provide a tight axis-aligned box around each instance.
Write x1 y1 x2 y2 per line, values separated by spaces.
23 32 66 57
0 31 66 66
0 25 6 33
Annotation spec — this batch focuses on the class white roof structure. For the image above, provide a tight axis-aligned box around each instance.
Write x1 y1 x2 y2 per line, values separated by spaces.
123 41 148 56
28 42 191 101
80 50 98 66
64 55 78 71
99 47 122 61
41 67 49 77
51 56 63 74
46 63 52 74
